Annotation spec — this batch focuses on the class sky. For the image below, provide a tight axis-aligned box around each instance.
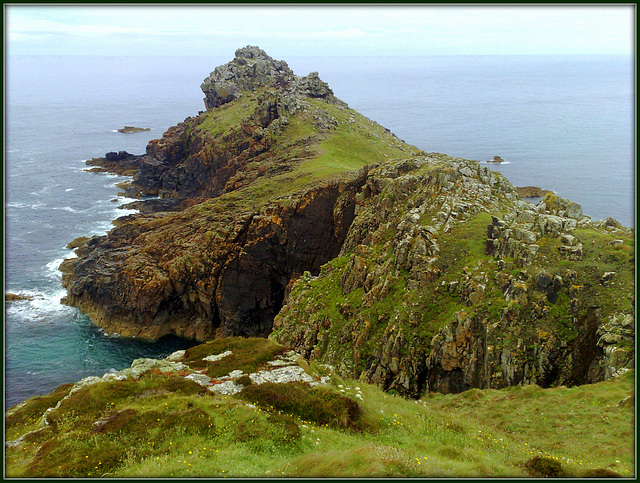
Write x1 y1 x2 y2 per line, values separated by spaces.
4 4 636 57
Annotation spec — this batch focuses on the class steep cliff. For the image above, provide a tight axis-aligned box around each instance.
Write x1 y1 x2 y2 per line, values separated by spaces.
61 46 634 398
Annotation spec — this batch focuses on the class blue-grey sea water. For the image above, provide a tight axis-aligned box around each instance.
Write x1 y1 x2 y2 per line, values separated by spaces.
4 54 634 408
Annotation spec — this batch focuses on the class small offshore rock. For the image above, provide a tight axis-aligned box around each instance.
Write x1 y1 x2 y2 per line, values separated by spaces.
5 293 34 302
117 126 151 133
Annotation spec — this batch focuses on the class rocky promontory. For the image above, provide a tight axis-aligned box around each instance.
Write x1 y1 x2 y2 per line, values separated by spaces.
61 46 414 341
60 46 634 399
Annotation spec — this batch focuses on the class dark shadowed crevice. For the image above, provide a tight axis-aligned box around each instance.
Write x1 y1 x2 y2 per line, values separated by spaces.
270 277 286 321
210 303 222 333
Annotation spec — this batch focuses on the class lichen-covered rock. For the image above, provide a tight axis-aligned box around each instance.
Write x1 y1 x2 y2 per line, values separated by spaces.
201 45 295 109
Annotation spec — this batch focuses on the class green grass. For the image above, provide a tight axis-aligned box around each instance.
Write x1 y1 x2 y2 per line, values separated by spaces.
178 94 416 221
5 336 634 478
195 95 259 138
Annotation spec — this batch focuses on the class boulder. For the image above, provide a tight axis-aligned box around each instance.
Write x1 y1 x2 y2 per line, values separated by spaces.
565 202 582 219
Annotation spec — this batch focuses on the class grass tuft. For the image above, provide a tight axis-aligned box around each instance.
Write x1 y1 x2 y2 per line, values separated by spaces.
237 381 365 431
523 455 572 478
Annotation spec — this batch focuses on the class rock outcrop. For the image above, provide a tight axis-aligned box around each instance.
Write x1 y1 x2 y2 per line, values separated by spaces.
5 293 35 302
61 46 634 399
516 186 554 198
272 158 635 397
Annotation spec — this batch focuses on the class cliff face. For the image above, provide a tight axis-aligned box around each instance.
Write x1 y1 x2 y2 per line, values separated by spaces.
61 171 365 340
61 46 634 398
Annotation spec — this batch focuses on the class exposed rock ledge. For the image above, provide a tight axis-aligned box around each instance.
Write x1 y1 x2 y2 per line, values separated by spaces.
25 342 330 432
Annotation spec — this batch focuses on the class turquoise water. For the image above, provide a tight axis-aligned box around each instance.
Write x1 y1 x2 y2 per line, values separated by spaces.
4 54 634 407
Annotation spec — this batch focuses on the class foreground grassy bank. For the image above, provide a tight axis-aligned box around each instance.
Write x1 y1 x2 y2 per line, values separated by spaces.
5 338 634 478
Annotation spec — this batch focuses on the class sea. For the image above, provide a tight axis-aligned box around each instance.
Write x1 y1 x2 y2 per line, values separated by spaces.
4 54 635 408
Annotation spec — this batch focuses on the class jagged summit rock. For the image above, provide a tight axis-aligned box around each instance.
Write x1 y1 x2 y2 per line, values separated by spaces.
200 45 340 109
201 45 295 108
298 71 334 99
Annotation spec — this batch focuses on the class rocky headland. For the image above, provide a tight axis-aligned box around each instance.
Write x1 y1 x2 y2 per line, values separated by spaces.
59 46 634 399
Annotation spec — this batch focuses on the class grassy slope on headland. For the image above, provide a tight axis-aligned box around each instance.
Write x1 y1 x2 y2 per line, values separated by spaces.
5 338 634 479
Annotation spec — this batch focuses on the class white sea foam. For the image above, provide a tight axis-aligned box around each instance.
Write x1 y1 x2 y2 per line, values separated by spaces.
90 220 114 235
104 178 131 189
29 289 69 311
116 209 139 218
51 206 80 213
5 288 72 321
7 201 46 210
45 255 74 279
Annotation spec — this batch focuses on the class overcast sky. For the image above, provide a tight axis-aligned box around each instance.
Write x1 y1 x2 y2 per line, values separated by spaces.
5 4 635 57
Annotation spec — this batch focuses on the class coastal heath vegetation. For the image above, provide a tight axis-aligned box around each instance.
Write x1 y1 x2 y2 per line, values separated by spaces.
5 338 634 478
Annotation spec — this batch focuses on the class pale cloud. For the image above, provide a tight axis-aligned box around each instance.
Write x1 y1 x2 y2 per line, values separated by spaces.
4 4 635 57
319 28 366 41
